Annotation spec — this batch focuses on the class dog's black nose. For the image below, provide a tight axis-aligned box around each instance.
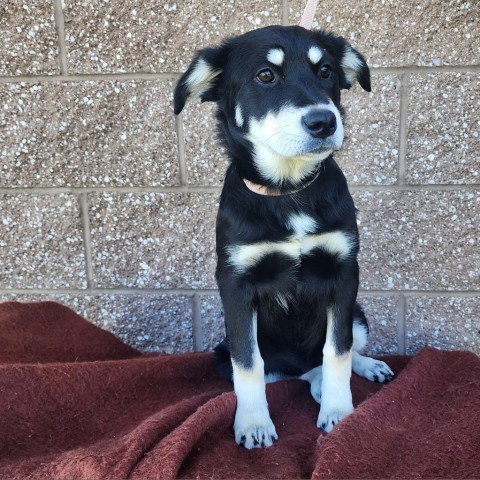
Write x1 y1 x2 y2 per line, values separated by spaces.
302 110 337 138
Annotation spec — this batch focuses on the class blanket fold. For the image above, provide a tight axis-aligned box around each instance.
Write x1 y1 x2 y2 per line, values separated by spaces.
0 301 479 479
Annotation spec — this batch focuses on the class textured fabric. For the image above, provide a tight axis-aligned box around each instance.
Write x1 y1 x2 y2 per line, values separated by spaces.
0 301 479 479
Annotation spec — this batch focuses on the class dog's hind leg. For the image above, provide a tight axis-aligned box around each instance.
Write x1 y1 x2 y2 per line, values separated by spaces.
351 308 394 383
299 365 323 404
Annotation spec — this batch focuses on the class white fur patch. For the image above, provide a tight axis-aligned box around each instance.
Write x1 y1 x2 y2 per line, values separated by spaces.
227 240 300 273
300 231 353 259
341 47 363 86
252 146 330 186
308 46 323 65
247 101 344 185
287 213 318 237
184 58 221 100
235 104 244 127
227 230 353 273
266 48 285 66
318 307 354 432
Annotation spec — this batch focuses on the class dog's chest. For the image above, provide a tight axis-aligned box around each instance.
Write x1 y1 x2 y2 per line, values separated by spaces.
227 212 353 275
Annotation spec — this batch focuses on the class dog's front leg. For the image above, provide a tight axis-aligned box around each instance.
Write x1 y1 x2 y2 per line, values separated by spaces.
221 287 278 449
317 301 355 432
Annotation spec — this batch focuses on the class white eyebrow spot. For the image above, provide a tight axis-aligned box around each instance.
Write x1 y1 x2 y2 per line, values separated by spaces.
308 46 323 65
266 48 285 66
235 104 244 127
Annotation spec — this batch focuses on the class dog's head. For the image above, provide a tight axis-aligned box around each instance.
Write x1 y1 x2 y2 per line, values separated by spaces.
174 26 370 188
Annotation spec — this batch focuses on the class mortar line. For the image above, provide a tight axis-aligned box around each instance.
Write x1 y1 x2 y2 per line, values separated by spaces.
397 72 409 186
360 290 480 297
397 293 407 355
351 184 480 192
192 294 203 351
0 186 223 194
370 64 480 74
2 183 480 195
0 72 181 84
52 0 68 75
79 193 94 289
175 114 188 186
1 288 479 297
0 65 478 84
0 288 219 296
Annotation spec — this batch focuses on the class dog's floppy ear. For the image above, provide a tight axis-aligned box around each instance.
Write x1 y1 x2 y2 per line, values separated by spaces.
339 44 371 92
173 45 227 115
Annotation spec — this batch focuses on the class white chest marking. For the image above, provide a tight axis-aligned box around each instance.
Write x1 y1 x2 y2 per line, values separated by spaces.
227 227 353 273
227 240 300 273
301 231 353 259
287 213 317 237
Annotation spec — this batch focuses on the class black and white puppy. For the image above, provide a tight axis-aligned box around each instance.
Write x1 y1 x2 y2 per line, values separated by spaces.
174 25 393 449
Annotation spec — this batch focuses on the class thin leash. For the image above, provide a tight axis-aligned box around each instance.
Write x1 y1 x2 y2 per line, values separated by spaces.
298 0 319 29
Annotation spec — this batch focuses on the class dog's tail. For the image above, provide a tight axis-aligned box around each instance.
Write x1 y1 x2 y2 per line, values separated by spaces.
213 338 233 381
353 302 369 332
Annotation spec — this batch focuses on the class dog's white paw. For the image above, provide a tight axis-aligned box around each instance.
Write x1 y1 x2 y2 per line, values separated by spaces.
317 382 353 433
317 408 352 433
352 354 394 383
234 407 278 449
317 402 354 432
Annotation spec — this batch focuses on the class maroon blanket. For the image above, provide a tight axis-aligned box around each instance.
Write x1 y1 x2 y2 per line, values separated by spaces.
0 301 479 479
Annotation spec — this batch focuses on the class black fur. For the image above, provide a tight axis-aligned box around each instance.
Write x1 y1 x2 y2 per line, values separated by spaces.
174 25 371 381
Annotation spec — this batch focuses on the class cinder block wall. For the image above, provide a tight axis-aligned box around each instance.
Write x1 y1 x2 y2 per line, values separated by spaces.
1 0 479 356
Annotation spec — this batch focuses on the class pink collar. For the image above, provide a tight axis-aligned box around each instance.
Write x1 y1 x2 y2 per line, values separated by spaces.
243 172 320 196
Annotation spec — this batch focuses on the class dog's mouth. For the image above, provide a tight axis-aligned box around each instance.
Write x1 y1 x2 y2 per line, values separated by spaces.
284 135 343 158
298 140 340 157
308 144 335 155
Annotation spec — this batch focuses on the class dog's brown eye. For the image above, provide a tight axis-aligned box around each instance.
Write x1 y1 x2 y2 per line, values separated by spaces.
319 65 332 79
256 68 276 83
